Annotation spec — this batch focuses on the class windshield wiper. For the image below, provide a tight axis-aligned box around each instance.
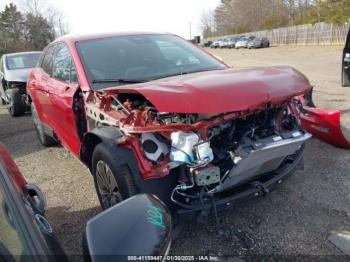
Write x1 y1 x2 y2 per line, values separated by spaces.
92 79 146 84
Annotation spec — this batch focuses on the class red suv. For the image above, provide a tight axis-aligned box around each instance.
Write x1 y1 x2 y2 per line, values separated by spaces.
28 32 313 213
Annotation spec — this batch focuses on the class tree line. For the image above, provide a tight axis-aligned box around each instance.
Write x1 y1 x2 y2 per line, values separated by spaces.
0 0 69 56
201 0 350 38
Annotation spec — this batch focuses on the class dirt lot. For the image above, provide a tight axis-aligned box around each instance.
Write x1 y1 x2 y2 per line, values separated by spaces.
1 45 350 260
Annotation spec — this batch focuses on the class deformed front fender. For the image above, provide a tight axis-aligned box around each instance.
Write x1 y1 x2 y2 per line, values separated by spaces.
80 126 178 208
299 106 350 149
295 88 350 149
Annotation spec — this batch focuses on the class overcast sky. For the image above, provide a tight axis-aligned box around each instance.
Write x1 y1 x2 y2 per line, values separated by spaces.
0 0 220 38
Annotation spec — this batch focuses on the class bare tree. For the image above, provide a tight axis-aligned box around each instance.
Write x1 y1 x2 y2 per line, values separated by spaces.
199 8 215 38
19 0 69 37
214 0 236 35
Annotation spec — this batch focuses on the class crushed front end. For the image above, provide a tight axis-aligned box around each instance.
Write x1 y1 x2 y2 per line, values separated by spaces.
164 106 310 211
84 90 311 212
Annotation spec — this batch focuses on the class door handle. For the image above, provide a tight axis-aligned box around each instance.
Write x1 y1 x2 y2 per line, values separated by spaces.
29 80 37 86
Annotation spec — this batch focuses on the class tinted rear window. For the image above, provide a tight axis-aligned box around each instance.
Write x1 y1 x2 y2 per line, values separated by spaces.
6 53 41 70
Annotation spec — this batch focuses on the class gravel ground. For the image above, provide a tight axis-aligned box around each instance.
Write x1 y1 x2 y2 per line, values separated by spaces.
1 45 350 260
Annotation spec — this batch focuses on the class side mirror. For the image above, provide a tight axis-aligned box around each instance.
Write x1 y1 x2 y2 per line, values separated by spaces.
83 194 172 262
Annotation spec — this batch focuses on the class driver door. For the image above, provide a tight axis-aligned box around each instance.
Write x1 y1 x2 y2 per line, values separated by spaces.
342 24 350 87
46 42 81 156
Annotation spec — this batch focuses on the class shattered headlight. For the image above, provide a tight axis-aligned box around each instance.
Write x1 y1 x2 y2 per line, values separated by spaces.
169 131 214 164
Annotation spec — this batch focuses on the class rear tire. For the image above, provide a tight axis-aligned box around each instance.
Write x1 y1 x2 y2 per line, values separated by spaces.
6 89 25 117
92 143 139 210
31 103 56 147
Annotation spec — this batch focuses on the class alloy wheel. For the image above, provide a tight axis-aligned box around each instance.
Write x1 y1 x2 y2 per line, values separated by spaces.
96 160 122 208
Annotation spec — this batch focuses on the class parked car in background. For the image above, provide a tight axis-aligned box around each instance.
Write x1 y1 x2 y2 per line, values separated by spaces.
28 32 312 217
211 39 222 48
0 51 41 116
219 38 230 48
235 36 256 49
248 37 270 49
0 143 172 261
227 37 239 48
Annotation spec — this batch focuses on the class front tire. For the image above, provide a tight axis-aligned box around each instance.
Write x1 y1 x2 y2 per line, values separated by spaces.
92 143 139 210
6 89 25 117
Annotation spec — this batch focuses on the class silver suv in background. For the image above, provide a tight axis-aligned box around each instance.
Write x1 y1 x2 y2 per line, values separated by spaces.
0 51 41 116
235 36 256 49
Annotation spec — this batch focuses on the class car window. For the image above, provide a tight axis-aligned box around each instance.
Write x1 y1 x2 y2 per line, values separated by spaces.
36 52 45 68
5 53 41 70
42 45 55 75
157 41 200 67
53 43 77 83
0 184 26 260
52 43 71 83
70 60 78 83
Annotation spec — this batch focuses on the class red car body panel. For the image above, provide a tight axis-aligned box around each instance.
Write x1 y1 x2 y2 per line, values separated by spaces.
28 71 81 156
0 144 26 193
299 106 350 149
292 95 350 149
104 66 311 114
28 40 85 157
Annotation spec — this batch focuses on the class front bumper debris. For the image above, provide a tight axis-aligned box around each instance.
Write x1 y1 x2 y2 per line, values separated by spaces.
176 144 306 214
217 132 311 191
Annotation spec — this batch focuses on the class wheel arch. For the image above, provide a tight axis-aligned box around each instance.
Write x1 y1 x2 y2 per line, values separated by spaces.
80 126 178 207
80 126 135 172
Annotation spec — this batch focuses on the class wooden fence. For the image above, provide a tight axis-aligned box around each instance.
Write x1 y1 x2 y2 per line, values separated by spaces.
205 22 349 45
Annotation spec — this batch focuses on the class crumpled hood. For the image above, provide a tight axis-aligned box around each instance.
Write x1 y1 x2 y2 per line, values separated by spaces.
104 66 311 114
5 68 33 82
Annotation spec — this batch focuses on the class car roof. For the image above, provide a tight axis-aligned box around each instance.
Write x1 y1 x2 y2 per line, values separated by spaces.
54 31 171 44
5 51 42 57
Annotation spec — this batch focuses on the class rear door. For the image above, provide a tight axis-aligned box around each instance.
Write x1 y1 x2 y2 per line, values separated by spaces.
28 45 55 125
342 24 350 87
46 42 81 155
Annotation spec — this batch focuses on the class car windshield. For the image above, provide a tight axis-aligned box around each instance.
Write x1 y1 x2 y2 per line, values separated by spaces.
76 34 226 90
6 53 40 70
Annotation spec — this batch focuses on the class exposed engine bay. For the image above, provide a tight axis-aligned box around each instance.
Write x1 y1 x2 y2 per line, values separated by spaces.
83 91 311 209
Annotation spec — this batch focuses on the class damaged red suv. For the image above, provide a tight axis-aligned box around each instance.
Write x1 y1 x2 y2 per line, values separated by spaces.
27 33 312 213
